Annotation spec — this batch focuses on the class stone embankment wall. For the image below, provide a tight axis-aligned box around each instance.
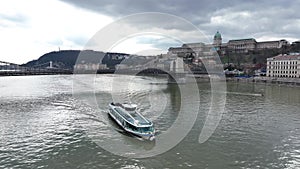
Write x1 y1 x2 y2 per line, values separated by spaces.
227 77 300 86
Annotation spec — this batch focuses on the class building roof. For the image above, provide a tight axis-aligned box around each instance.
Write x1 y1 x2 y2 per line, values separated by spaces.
228 38 256 42
269 54 300 61
214 31 222 39
182 42 205 47
257 41 279 44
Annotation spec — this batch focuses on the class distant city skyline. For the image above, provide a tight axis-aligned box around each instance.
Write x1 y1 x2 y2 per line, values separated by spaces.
1 0 300 64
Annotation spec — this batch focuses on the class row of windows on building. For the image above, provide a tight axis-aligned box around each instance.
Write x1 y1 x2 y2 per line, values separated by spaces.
269 66 298 69
269 61 298 65
270 71 298 74
269 74 299 78
268 69 299 78
230 44 253 48
258 44 278 48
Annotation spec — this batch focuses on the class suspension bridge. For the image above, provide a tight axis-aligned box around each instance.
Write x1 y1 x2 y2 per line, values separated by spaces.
0 61 72 76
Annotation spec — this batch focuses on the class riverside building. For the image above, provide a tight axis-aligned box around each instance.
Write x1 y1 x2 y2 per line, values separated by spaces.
266 54 300 78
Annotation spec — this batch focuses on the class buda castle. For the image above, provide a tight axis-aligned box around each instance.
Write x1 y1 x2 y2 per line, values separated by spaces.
168 31 289 58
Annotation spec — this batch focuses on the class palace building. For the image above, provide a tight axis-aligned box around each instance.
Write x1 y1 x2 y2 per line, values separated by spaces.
227 38 288 53
168 31 290 57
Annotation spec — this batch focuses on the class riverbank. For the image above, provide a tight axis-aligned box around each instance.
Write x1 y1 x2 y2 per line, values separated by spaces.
226 76 300 87
2 70 299 88
187 74 300 87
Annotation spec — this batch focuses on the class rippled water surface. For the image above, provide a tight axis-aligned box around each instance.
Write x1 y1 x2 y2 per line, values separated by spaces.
0 75 299 168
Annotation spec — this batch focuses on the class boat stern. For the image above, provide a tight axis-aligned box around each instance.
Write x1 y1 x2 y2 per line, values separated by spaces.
139 132 156 141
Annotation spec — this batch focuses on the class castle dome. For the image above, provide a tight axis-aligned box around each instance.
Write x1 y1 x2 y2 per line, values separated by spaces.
214 31 222 39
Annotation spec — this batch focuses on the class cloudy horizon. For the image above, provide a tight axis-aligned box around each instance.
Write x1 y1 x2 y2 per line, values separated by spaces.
1 0 299 64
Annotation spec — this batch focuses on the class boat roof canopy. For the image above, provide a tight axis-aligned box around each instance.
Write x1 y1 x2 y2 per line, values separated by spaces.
112 102 137 111
110 102 152 126
122 103 137 111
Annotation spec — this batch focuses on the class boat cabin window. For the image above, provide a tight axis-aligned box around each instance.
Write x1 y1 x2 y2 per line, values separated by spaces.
140 127 154 133
126 123 154 133
124 107 136 111
127 123 138 131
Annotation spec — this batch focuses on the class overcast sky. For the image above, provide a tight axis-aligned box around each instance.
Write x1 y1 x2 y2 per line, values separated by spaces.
1 0 299 64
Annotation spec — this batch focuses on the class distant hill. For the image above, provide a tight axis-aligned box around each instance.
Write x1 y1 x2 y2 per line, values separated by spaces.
23 50 129 69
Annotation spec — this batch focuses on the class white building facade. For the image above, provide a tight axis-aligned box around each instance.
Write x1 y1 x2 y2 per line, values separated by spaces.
267 54 300 78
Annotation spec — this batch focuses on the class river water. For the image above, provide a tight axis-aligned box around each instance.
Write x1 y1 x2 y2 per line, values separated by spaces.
0 75 299 169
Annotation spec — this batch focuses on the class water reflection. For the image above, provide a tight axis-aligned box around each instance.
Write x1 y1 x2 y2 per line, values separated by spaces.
165 84 181 112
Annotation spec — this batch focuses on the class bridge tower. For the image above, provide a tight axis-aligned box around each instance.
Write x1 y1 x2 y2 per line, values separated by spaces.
49 61 53 69
170 57 184 73
168 57 186 83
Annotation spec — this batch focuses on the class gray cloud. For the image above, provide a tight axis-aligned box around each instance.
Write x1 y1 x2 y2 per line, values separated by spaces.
135 36 182 50
60 0 300 42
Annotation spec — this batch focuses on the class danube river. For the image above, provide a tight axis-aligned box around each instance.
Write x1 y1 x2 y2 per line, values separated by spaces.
0 75 299 168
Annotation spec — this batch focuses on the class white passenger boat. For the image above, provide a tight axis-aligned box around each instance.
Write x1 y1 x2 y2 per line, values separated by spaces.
108 102 155 140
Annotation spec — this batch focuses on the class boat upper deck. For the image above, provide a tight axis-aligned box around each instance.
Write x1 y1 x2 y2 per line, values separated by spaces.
112 105 152 126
